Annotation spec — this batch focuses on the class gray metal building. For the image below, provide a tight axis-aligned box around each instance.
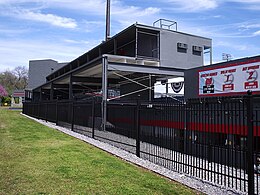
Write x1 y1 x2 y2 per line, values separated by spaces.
31 23 212 129
32 23 212 99
28 59 67 90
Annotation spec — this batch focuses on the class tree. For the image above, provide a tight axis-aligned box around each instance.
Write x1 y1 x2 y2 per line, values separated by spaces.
0 66 28 95
0 84 8 106
0 70 16 95
0 85 8 97
12 66 28 90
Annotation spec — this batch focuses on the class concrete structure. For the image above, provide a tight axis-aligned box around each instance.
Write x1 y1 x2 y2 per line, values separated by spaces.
28 59 67 90
159 29 212 69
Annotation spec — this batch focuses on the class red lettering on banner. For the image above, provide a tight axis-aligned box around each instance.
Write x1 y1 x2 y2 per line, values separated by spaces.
210 72 217 76
221 69 236 74
248 65 259 70
248 71 255 80
244 81 258 89
201 74 208 78
242 65 259 71
201 72 217 77
223 84 234 91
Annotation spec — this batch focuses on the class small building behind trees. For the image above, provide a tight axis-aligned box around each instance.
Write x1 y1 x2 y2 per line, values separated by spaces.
11 90 25 108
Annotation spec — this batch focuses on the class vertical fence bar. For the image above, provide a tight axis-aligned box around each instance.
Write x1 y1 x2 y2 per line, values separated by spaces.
56 100 58 125
71 101 74 131
92 98 95 138
136 100 140 157
37 102 40 118
45 103 48 122
246 91 254 195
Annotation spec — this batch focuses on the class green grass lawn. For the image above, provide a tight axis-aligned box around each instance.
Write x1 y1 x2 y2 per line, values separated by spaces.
0 108 199 195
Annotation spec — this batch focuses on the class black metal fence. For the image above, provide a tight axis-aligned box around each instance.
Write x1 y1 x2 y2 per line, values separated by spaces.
23 95 260 194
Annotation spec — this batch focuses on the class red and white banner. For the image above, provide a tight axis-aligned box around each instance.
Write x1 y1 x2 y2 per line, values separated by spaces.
198 59 260 96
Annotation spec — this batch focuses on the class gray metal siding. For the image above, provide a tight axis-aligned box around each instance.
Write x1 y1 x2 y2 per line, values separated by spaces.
160 30 211 69
184 67 200 99
28 60 66 90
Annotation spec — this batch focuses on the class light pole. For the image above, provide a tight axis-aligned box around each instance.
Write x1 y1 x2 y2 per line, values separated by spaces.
106 0 110 41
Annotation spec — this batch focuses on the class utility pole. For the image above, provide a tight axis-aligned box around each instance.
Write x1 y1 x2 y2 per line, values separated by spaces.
106 0 110 41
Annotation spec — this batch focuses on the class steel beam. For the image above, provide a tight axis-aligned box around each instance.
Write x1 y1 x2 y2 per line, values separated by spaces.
102 56 108 131
69 74 73 100
108 62 184 77
71 76 119 84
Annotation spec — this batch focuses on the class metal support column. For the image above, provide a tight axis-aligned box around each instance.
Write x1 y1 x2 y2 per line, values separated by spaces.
136 100 140 157
105 0 110 41
210 47 213 65
39 88 42 101
149 74 152 101
69 74 73 100
135 27 138 58
114 39 117 55
247 91 254 195
92 97 95 138
102 56 108 131
50 82 54 100
166 79 169 95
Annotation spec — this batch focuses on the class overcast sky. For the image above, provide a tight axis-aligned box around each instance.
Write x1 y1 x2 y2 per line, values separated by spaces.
0 0 260 72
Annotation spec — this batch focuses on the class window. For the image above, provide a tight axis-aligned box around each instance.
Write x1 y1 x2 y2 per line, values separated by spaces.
177 42 187 53
192 45 203 56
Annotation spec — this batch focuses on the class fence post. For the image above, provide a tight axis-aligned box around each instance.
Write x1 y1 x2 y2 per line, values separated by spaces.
22 102 25 114
56 100 58 125
92 97 95 138
71 101 74 131
246 90 254 195
45 103 48 122
136 100 140 157
38 102 40 118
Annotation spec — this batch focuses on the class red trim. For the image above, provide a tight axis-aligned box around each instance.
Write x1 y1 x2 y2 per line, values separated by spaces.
198 58 260 72
13 93 25 96
141 120 185 129
108 118 260 136
198 91 260 97
109 118 133 124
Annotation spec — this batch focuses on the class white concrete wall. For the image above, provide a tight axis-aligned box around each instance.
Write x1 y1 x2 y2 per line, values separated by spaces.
160 30 212 69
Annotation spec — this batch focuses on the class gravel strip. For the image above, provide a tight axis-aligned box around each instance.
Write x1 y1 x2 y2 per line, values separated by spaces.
22 113 245 195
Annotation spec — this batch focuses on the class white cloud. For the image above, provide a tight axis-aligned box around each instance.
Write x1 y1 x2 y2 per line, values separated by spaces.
163 0 218 11
214 40 258 52
230 0 260 3
9 9 78 29
162 0 260 11
253 30 260 36
0 38 101 72
64 39 90 44
82 20 105 32
239 22 260 30
227 0 260 9
0 0 160 27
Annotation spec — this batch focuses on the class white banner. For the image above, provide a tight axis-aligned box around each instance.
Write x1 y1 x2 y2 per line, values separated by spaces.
198 60 260 96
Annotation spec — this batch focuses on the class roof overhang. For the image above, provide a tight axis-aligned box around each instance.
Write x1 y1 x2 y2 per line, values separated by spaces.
33 55 184 92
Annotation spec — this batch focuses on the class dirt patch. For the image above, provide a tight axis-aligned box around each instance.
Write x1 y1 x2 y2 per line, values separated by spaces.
0 123 6 129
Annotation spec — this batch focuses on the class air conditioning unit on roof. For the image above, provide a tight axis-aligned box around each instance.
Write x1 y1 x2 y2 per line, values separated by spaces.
193 46 203 52
177 42 188 49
